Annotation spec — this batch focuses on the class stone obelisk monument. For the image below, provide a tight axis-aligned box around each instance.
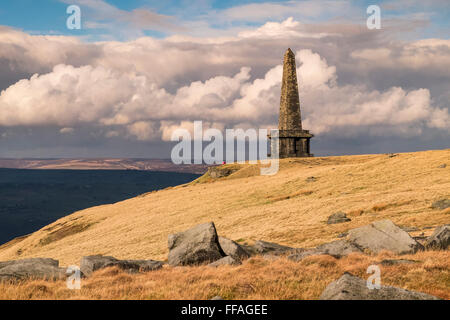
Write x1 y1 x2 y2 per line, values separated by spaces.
270 48 313 158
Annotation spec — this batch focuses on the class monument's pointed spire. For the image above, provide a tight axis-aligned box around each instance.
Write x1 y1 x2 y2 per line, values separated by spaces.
278 48 302 130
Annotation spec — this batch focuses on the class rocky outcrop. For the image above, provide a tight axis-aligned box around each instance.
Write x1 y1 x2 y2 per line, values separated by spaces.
168 222 225 266
348 219 423 254
208 256 241 267
0 258 65 281
218 237 250 260
327 212 351 224
320 273 440 300
424 225 449 250
80 255 163 277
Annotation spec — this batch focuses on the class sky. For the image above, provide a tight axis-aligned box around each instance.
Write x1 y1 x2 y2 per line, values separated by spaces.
0 0 449 158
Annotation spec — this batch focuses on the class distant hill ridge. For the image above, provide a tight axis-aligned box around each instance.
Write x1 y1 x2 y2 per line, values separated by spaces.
0 158 208 174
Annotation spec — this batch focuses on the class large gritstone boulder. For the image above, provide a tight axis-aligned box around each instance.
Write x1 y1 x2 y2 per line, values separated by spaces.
348 220 423 254
80 255 118 277
168 222 225 266
0 258 65 281
320 273 440 300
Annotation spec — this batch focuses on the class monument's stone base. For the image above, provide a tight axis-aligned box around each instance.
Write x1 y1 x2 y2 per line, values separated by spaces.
270 129 314 158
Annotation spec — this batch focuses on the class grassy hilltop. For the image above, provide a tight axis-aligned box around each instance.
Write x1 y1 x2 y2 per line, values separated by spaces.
0 149 449 299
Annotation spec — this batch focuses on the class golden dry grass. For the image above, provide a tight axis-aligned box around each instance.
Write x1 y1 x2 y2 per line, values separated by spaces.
0 149 449 299
0 251 448 300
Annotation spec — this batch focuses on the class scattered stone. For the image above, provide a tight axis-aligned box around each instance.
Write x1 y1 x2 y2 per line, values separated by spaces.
168 222 225 266
387 153 397 158
337 232 348 238
0 258 65 281
319 273 440 300
208 166 239 179
253 240 293 255
316 240 362 258
208 256 241 267
327 212 351 224
306 176 317 182
80 255 163 276
218 237 250 261
348 219 423 254
438 164 447 168
424 225 450 250
431 199 450 210
211 296 224 300
380 259 418 266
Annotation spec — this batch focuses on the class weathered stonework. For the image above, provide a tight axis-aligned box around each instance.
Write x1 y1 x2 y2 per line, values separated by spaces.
270 48 313 158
